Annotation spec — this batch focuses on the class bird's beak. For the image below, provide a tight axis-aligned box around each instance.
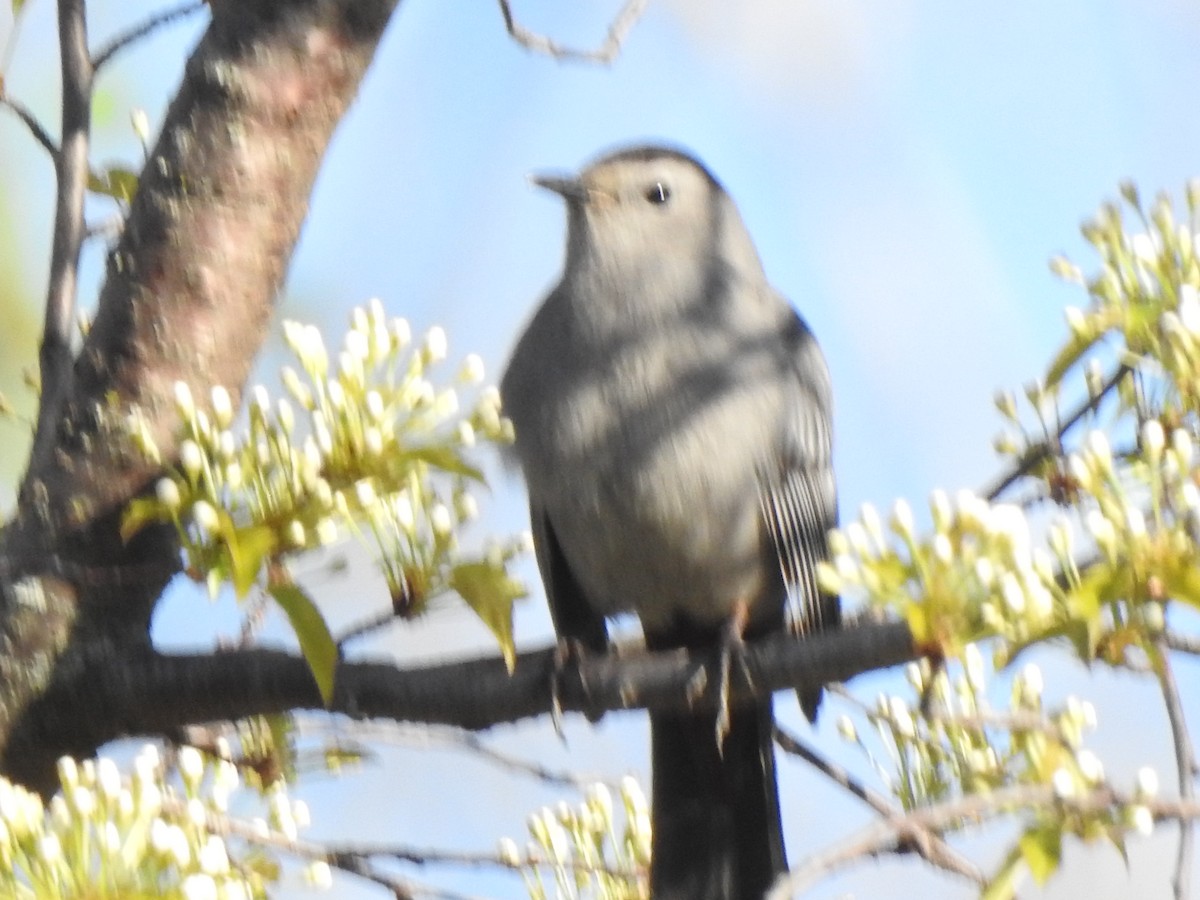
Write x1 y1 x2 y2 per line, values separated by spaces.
530 172 589 202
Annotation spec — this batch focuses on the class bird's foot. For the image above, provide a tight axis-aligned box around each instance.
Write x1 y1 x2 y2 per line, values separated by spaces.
549 638 605 736
714 601 754 749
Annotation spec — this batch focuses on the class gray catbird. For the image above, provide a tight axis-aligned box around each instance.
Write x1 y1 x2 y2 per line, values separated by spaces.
501 144 839 900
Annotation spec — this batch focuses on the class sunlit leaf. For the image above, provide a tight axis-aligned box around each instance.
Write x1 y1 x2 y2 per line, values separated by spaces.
88 165 139 203
1018 824 1063 885
1045 333 1096 390
403 445 483 481
268 576 338 707
120 496 166 542
450 560 525 673
1163 557 1200 611
226 522 277 598
982 845 1023 900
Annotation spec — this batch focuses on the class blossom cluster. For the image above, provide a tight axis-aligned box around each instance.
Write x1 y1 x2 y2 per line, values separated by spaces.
124 301 527 672
820 183 1200 893
821 490 1061 655
1051 181 1200 412
502 779 650 900
0 745 320 899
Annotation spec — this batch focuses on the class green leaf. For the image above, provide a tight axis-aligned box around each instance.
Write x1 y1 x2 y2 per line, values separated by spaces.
269 580 338 707
404 445 484 481
1045 334 1095 390
225 523 277 598
120 496 166 542
982 845 1024 900
1163 558 1200 611
88 166 139 203
450 560 526 673
1019 825 1063 885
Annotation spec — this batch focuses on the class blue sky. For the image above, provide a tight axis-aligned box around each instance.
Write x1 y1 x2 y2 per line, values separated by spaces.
3 1 1200 897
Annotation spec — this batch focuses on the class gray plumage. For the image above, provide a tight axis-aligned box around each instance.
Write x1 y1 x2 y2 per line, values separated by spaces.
501 145 838 899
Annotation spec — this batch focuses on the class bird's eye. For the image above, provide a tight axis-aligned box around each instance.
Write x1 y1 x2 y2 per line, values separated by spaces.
644 182 671 205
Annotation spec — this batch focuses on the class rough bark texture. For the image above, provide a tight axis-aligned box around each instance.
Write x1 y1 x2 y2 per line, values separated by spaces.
0 0 401 793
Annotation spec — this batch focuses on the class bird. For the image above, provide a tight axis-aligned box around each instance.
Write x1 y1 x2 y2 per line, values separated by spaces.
501 144 838 900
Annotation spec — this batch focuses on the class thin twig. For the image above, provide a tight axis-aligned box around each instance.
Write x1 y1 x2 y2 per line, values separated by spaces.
166 793 491 900
983 364 1130 502
335 608 395 644
329 842 636 881
92 1 208 71
768 785 1200 899
774 725 984 886
1165 631 1200 656
0 95 58 159
294 717 596 787
775 724 895 818
497 0 650 63
321 853 418 900
188 801 441 900
1154 637 1196 900
32 0 93 463
828 682 1074 745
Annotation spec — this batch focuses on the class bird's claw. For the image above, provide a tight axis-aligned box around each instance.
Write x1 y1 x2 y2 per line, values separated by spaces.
549 638 605 736
714 602 754 749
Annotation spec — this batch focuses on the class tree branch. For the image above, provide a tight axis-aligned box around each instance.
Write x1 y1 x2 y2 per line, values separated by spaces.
1 619 917 791
774 725 984 887
0 94 59 159
297 718 596 787
983 364 1130 503
497 0 650 63
1166 630 1200 656
92 2 209 72
768 785 1200 899
32 0 94 468
1155 636 1197 900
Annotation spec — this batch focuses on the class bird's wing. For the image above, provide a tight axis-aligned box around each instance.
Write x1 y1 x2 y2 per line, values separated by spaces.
758 309 839 639
529 500 610 653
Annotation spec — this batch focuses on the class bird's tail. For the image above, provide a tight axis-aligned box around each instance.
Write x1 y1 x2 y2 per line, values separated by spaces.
649 700 784 900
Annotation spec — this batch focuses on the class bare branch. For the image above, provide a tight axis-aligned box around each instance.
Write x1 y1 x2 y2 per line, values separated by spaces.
183 757 625 895
92 2 208 72
0 619 916 793
1166 630 1200 656
829 683 1072 743
774 725 985 887
328 841 638 887
497 0 650 63
1154 637 1197 900
983 364 1130 502
297 718 597 787
336 608 397 644
768 785 1200 899
0 94 58 159
32 0 94 464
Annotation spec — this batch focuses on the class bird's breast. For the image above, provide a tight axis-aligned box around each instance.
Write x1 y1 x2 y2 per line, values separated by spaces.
531 332 784 629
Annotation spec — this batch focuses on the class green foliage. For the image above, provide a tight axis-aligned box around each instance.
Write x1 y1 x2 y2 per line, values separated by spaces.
821 182 1200 897
123 300 527 693
87 165 139 205
267 579 338 706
